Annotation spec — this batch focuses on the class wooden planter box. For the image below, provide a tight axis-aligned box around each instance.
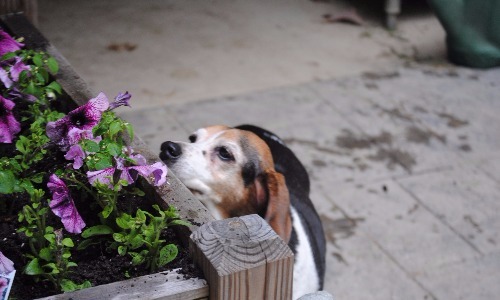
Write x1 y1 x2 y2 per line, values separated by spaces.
1 14 293 300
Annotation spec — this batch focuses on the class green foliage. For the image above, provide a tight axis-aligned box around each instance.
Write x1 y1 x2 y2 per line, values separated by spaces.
1 39 186 297
84 205 189 273
23 228 91 292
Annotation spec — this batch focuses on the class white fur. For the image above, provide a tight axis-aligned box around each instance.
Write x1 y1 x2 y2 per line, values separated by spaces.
290 206 320 300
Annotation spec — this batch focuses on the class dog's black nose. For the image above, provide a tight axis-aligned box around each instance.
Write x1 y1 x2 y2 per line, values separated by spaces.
160 141 182 160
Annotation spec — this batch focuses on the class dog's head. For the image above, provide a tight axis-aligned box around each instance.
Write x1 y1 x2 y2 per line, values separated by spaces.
160 125 292 242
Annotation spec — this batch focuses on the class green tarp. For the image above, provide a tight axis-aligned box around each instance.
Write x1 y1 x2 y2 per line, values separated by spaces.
428 0 500 68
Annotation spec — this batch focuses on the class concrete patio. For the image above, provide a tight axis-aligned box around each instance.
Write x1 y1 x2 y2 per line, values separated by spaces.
37 1 500 299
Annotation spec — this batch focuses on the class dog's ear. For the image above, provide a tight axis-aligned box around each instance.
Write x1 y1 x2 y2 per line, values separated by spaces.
254 170 292 243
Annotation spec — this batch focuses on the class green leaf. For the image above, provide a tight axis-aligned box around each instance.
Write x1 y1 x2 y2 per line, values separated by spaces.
136 209 146 223
62 238 74 247
39 248 53 262
170 219 192 227
117 245 127 256
0 170 16 194
116 215 132 229
130 252 145 266
25 81 37 96
109 120 122 137
112 233 126 243
60 279 91 292
106 142 122 157
125 123 134 141
82 140 100 152
39 68 49 84
44 233 55 244
81 225 114 238
35 72 45 85
15 138 26 154
60 279 78 292
158 244 178 267
102 204 114 219
32 53 43 67
44 262 60 274
1 52 17 61
47 81 62 94
47 57 59 74
25 258 44 275
31 173 44 184
129 187 145 197
94 154 113 170
77 239 99 251
129 235 144 249
67 262 78 268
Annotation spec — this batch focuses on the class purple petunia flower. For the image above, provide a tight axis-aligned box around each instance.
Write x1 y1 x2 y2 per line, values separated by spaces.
9 57 30 82
0 56 30 88
47 174 86 234
8 87 37 102
109 91 131 110
46 92 109 150
0 251 14 275
0 29 23 56
64 144 85 169
0 67 12 88
87 154 167 189
0 95 21 143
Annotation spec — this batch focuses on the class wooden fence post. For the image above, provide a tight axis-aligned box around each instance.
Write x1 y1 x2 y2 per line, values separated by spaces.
190 214 294 300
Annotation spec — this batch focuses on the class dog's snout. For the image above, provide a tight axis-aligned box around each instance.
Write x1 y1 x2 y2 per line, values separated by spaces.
160 141 182 161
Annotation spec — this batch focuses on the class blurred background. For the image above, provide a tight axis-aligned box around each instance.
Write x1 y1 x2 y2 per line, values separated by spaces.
37 0 446 110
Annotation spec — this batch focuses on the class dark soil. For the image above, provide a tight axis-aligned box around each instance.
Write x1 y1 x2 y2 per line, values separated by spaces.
0 134 201 300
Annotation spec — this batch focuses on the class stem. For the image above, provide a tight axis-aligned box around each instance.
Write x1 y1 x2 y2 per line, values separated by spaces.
24 205 46 249
28 238 38 258
149 219 165 273
64 175 96 198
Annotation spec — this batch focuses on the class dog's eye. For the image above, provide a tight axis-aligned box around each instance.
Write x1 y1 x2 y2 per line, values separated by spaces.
217 146 234 161
188 134 197 143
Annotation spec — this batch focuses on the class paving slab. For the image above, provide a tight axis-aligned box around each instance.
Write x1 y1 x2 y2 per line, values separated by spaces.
110 65 500 300
397 164 500 256
311 188 433 300
415 251 500 300
38 0 446 109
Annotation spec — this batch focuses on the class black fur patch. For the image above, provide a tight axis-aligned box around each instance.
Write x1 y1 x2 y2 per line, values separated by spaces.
241 161 256 186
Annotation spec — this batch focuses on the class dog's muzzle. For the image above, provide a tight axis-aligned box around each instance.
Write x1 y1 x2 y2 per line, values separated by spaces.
160 141 182 161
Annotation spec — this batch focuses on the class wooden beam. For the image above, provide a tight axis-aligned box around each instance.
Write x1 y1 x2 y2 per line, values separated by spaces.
190 215 294 300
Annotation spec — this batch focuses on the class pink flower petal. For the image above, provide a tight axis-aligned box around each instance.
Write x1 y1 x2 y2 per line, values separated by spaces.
0 251 14 275
88 92 110 113
0 96 21 143
64 144 85 169
47 174 86 234
0 29 23 56
128 162 168 186
10 57 30 82
87 168 115 188
0 68 12 88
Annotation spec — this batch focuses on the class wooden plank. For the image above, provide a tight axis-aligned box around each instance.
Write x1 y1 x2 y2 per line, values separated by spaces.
37 269 209 300
190 214 294 300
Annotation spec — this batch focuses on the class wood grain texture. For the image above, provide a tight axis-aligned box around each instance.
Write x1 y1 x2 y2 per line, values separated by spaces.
37 269 209 300
191 215 294 300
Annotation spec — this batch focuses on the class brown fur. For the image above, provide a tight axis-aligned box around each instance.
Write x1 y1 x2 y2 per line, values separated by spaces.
167 126 292 243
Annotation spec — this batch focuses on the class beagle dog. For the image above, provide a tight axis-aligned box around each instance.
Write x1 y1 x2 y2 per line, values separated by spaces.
160 125 326 299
